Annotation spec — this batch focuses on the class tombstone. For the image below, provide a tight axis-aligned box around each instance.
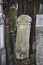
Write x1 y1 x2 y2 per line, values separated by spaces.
36 15 43 65
16 14 32 59
0 5 6 65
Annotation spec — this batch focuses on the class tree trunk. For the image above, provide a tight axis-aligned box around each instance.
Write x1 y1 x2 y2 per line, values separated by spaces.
10 5 17 64
17 0 22 16
5 13 14 65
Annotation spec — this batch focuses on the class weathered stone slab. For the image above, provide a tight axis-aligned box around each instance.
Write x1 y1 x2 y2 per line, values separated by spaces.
36 15 43 65
0 25 4 49
1 48 6 65
36 29 43 65
0 5 6 65
16 15 32 59
0 5 4 49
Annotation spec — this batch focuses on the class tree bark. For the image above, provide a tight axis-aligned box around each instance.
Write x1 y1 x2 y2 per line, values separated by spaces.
10 5 17 64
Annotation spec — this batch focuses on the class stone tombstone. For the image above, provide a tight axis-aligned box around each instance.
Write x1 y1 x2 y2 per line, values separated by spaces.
16 15 32 59
36 15 43 65
0 5 4 50
0 5 6 65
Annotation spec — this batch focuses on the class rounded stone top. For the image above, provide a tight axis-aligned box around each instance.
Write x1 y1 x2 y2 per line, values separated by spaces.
17 14 32 24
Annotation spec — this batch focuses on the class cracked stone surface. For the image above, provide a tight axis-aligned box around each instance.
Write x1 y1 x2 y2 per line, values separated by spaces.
36 27 43 65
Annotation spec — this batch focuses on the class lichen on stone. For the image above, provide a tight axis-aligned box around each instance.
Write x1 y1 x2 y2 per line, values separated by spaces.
16 14 32 59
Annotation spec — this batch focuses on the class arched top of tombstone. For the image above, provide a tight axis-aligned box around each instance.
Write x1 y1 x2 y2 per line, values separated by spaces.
17 14 32 24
